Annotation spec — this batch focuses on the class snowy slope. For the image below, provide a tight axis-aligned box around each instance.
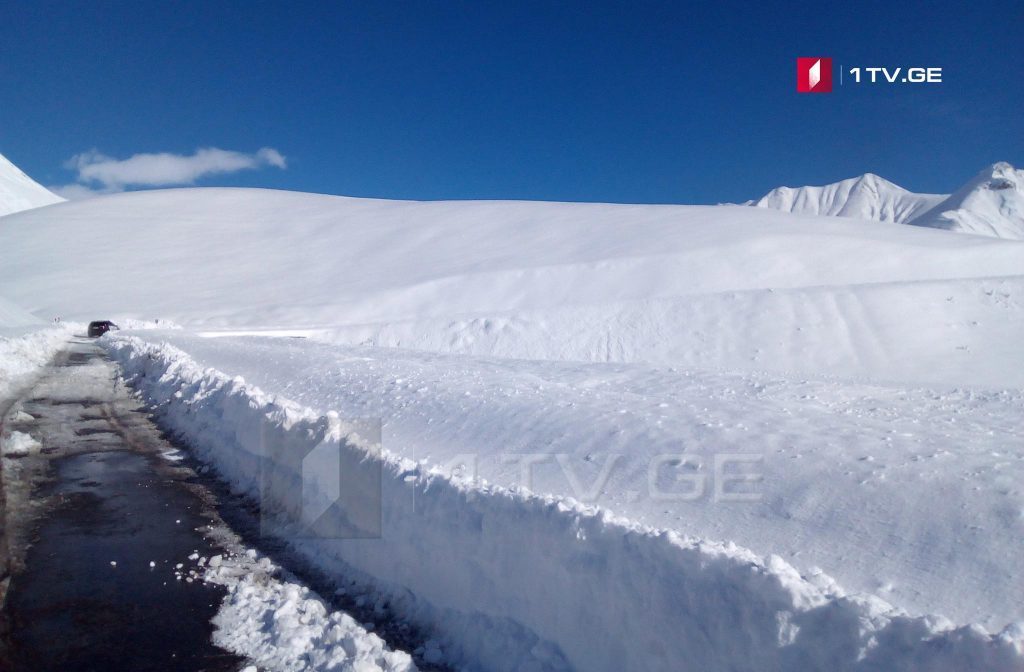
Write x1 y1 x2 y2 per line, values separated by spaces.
2 186 1023 386
4 175 1023 668
0 295 42 327
750 173 944 223
0 152 63 217
910 162 1024 239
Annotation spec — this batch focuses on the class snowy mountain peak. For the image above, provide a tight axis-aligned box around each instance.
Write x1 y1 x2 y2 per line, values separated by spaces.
0 151 64 217
909 162 1024 240
750 172 944 224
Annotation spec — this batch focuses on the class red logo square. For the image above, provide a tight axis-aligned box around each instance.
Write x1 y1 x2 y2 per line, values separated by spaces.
797 57 833 93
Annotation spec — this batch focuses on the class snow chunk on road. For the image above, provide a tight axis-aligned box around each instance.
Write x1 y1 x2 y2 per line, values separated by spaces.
1 431 40 456
203 551 416 672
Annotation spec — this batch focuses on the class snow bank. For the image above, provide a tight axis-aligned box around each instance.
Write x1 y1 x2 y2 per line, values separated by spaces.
0 326 71 400
1 430 40 456
201 549 416 672
105 335 1024 672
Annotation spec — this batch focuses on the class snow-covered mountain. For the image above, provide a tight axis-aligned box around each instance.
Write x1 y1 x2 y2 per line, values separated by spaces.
751 162 1024 240
910 162 1024 239
2 154 1023 668
1 185 1023 389
749 172 945 223
0 151 64 216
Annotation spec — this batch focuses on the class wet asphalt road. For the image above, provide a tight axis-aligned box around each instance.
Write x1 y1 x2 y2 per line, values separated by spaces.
0 340 243 671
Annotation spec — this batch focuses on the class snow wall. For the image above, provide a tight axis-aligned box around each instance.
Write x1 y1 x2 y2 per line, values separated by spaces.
105 335 1024 672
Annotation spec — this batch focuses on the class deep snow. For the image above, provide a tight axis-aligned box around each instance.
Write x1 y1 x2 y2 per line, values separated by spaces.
1 186 1023 389
104 331 1024 630
0 152 64 217
2 153 1022 670
104 334 1024 672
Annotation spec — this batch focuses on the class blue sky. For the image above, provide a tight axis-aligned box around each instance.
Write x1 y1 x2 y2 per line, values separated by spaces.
1 1 1020 204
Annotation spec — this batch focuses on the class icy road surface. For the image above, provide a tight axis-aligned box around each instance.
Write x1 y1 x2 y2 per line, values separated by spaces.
0 340 417 672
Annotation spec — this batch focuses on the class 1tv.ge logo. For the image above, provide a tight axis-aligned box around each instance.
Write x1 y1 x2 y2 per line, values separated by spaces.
797 57 832 93
797 57 943 92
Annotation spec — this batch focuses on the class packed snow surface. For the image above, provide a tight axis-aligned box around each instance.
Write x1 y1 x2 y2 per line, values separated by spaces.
0 152 64 217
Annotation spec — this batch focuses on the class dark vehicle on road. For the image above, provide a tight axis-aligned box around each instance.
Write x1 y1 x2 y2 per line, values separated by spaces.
87 321 119 337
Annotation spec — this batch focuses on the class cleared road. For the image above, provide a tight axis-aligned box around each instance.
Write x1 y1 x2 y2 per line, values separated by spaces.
0 340 242 671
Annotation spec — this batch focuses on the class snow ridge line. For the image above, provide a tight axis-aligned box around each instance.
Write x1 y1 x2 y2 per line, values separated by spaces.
104 334 1024 672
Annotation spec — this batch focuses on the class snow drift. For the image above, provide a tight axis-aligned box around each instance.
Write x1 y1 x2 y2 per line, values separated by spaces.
104 335 1024 672
0 152 64 217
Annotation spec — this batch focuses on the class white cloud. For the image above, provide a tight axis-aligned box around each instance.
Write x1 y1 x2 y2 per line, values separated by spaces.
48 183 114 200
57 147 287 197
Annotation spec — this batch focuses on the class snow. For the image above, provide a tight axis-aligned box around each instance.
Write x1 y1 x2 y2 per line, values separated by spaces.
0 152 64 217
2 149 1022 670
1 430 40 456
314 274 1024 389
0 323 73 400
201 549 417 672
750 173 944 224
752 163 1024 240
1 187 1023 383
104 334 1024 672
0 295 43 327
911 162 1024 240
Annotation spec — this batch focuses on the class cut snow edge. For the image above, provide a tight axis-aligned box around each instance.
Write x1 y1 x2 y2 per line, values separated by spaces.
103 334 1024 672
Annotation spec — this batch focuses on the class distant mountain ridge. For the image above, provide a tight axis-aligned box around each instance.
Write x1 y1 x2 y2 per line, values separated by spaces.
910 162 1024 239
750 162 1024 240
750 173 944 224
0 151 64 217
